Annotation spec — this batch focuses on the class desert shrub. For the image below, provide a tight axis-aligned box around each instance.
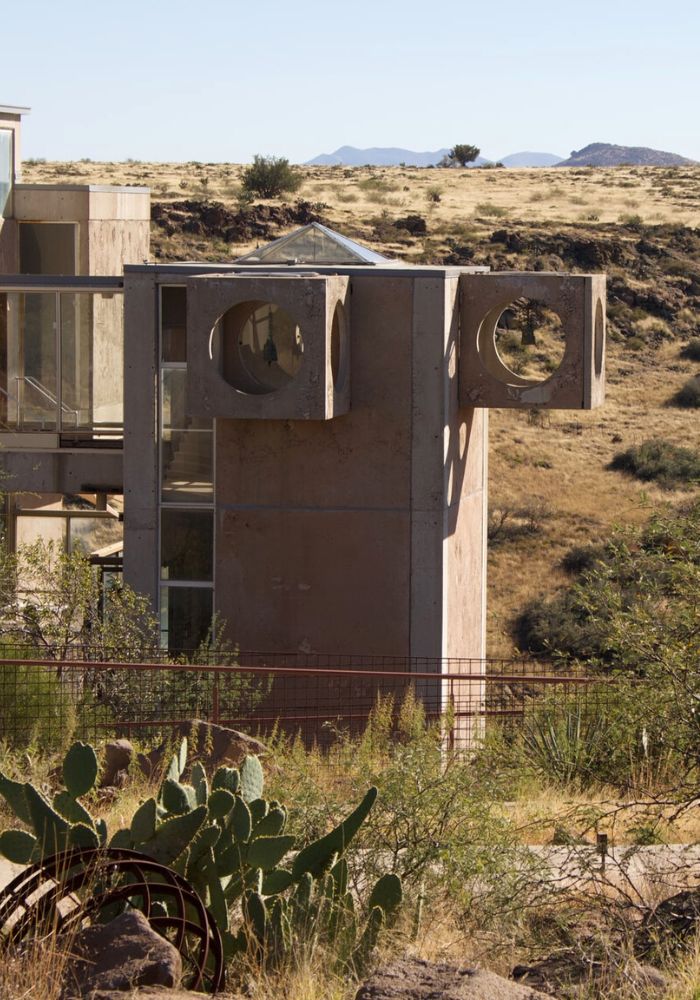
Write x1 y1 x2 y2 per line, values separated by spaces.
515 505 700 789
394 214 427 235
680 337 700 361
475 202 508 218
268 693 527 925
357 176 399 196
488 499 552 546
517 500 700 663
426 186 442 203
0 648 77 751
561 543 607 575
609 439 700 486
669 375 700 408
241 155 303 198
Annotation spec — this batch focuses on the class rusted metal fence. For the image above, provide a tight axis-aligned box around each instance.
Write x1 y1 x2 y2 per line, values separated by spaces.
0 645 617 752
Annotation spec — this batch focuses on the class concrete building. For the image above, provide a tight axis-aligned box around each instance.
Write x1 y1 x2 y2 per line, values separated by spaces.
0 107 606 682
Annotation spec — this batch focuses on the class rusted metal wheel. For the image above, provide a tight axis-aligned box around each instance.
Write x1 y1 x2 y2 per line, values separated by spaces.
0 846 225 993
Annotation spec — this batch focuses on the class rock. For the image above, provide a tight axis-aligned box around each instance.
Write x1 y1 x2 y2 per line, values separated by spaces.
101 739 134 787
138 720 267 779
513 950 667 996
356 957 551 1000
635 886 700 957
87 992 204 1000
63 909 182 997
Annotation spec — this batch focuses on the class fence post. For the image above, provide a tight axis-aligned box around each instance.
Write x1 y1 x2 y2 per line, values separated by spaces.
212 673 220 725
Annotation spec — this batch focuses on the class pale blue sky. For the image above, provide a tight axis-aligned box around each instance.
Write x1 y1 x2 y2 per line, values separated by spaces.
3 0 699 163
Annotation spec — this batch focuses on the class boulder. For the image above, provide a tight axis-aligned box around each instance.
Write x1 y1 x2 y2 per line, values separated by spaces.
63 910 182 997
356 957 551 1000
86 992 204 1000
101 739 134 787
138 721 266 779
635 886 700 958
513 950 667 996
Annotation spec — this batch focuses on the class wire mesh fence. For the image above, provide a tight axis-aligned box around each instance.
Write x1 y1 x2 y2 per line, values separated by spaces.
0 644 619 753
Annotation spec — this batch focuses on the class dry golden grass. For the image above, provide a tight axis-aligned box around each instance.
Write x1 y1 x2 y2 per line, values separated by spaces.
21 159 700 258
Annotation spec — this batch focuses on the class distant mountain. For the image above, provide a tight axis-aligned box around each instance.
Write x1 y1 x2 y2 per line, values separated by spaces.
305 146 490 167
556 142 695 167
498 151 563 167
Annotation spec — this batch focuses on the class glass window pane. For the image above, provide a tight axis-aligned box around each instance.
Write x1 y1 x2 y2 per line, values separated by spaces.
161 367 210 431
161 287 187 362
160 509 213 581
160 586 213 651
0 129 12 218
16 515 66 549
161 429 213 503
17 293 58 430
61 292 124 432
68 516 123 557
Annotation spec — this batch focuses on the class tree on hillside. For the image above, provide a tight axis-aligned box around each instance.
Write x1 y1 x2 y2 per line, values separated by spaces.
241 155 303 199
449 144 480 167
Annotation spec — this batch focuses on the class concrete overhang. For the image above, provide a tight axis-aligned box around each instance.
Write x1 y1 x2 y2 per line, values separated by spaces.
0 105 30 117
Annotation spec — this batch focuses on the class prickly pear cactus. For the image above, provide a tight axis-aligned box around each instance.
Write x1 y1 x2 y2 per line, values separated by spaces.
0 735 402 974
0 740 102 862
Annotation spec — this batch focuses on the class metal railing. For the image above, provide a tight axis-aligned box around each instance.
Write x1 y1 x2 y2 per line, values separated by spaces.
0 646 617 752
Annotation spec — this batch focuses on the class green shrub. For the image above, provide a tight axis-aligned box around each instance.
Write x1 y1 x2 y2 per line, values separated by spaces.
241 155 303 199
609 438 700 487
669 376 700 408
680 337 700 361
268 693 526 927
561 544 607 575
0 653 77 751
475 202 508 218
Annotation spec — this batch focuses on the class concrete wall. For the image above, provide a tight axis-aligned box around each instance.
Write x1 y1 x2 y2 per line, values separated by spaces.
0 449 122 493
122 270 159 605
0 110 23 272
213 270 487 664
11 185 150 276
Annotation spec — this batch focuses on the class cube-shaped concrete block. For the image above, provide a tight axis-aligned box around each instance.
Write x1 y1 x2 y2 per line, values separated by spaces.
459 272 606 409
186 273 350 420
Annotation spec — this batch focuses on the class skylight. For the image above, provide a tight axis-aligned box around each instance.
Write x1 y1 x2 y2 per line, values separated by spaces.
235 223 397 266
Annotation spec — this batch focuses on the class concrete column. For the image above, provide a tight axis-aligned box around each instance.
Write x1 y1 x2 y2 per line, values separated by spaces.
122 271 159 608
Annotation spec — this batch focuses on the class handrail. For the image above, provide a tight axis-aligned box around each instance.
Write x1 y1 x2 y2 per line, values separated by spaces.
16 376 79 426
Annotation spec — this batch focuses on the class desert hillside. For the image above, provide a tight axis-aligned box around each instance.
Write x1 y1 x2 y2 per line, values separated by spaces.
23 158 700 655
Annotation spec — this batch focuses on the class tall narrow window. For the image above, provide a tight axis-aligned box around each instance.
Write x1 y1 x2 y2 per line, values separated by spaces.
0 130 12 218
158 285 215 651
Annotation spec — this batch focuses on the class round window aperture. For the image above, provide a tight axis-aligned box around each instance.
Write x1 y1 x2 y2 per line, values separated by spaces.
493 298 566 384
221 301 304 395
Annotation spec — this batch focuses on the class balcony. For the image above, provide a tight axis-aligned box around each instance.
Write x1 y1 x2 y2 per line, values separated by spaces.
0 276 123 448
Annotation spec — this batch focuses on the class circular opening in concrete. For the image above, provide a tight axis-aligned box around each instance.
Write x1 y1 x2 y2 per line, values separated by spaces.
594 298 605 377
330 301 348 389
220 301 304 395
494 298 566 383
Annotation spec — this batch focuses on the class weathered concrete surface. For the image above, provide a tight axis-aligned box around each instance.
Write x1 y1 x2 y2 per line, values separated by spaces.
529 843 700 896
460 271 606 409
187 273 350 420
356 957 550 1000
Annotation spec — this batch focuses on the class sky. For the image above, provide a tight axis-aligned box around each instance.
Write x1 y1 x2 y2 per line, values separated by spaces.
2 0 699 164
